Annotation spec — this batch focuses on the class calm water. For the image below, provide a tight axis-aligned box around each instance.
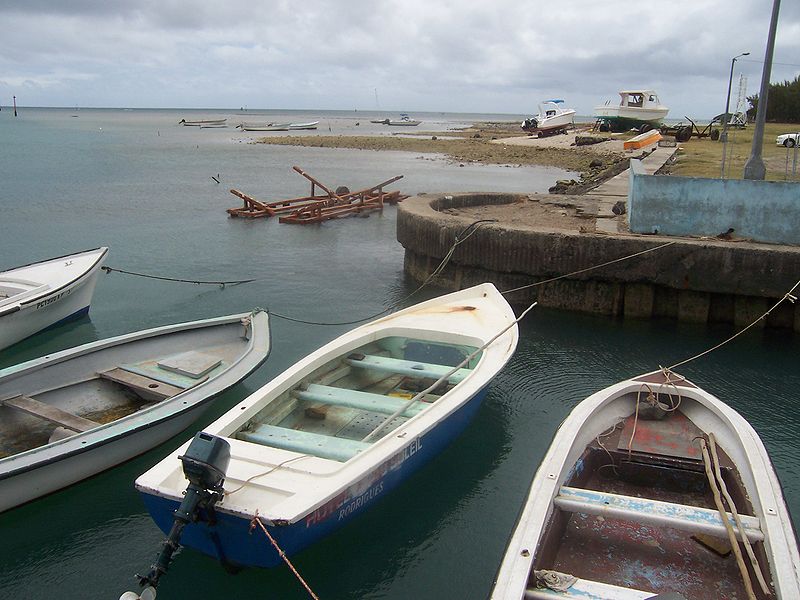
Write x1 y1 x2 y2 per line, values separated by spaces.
0 108 798 600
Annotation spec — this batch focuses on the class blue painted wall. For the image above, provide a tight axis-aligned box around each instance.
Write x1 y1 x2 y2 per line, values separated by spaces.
628 160 800 244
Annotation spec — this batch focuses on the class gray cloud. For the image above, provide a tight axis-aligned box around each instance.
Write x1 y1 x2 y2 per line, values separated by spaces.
0 0 797 118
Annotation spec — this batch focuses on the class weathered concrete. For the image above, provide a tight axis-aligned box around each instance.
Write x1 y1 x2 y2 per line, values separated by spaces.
628 161 800 244
397 192 800 330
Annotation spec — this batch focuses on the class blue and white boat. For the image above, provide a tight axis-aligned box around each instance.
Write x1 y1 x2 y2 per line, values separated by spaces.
0 247 108 351
134 283 519 570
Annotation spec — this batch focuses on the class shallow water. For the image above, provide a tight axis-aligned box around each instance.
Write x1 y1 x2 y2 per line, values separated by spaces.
0 108 797 599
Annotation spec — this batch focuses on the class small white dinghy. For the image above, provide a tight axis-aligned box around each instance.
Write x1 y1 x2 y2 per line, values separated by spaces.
0 310 270 513
0 247 108 351
133 283 519 579
491 370 800 600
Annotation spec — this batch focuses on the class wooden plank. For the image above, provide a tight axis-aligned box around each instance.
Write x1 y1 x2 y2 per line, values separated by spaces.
293 383 426 417
238 424 370 462
99 368 183 400
555 486 763 542
2 395 98 433
524 577 654 599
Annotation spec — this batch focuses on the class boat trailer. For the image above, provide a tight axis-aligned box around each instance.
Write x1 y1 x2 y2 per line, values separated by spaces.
227 166 407 224
660 116 721 143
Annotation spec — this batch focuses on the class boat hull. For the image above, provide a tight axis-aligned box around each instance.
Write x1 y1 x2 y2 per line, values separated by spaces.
0 248 107 351
0 311 270 513
140 385 489 568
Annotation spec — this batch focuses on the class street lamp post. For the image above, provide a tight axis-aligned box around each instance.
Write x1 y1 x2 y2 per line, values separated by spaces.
720 52 749 178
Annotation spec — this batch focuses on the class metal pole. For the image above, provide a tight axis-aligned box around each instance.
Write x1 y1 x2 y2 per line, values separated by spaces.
744 0 781 180
13 95 17 117
720 53 749 178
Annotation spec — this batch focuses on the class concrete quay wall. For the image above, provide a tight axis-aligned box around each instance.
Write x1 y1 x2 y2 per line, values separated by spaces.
397 193 800 330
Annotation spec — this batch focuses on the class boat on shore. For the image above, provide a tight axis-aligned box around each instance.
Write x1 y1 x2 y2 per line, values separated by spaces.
237 122 292 132
135 283 518 571
387 114 421 126
0 247 108 351
0 310 270 513
594 90 669 132
521 100 575 136
288 121 319 130
179 118 227 126
491 369 800 599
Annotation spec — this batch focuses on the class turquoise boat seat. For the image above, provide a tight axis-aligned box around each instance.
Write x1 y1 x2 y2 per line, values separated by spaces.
345 354 472 383
293 383 426 417
238 424 370 462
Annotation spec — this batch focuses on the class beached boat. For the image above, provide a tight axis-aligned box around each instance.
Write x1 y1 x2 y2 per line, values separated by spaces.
521 100 576 136
0 247 108 352
238 122 291 132
288 121 319 130
135 283 518 571
0 310 270 513
387 114 421 126
594 90 669 132
179 118 227 126
491 369 800 599
370 118 390 124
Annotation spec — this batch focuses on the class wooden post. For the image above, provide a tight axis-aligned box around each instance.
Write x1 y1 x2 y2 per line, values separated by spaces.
13 95 17 117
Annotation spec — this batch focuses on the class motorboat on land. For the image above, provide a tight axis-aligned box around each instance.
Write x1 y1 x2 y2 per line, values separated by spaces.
491 369 800 599
594 90 669 132
521 100 576 136
0 248 108 352
0 310 270 513
134 283 518 572
237 122 292 132
386 114 421 126
179 118 227 126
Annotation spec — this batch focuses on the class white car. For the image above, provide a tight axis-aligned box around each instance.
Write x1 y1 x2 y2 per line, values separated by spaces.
776 132 799 148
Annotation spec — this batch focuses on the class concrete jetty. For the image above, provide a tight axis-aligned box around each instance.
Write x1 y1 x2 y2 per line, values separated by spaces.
397 146 800 330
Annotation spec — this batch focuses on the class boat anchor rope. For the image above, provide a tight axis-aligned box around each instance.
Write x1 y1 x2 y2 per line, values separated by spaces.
101 265 255 287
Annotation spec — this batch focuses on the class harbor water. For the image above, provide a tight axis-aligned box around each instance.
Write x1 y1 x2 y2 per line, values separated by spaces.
0 108 798 599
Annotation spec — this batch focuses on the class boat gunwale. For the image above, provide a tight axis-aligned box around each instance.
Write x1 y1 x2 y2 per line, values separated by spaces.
0 310 270 480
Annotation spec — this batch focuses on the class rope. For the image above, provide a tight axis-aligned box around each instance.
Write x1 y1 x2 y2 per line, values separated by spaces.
101 265 254 287
224 454 310 496
667 278 800 371
699 438 757 600
501 240 677 295
249 511 319 600
707 433 772 596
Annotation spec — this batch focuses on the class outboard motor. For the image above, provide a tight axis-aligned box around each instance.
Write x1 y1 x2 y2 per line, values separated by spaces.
120 432 231 600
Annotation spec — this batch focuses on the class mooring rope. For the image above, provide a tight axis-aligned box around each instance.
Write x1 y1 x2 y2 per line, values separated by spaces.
249 511 319 600
101 265 254 287
666 278 800 371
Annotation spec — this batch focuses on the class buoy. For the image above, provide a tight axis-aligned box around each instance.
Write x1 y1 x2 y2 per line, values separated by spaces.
119 586 156 600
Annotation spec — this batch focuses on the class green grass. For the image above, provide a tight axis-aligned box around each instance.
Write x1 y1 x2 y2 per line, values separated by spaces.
668 121 800 181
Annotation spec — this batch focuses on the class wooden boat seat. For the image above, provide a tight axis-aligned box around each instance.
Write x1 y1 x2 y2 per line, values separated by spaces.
98 368 184 400
555 486 764 542
238 424 370 462
525 576 654 599
345 354 472 384
292 384 426 417
1 394 98 433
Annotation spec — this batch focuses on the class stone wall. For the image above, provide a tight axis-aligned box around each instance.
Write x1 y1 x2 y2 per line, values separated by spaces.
397 193 800 330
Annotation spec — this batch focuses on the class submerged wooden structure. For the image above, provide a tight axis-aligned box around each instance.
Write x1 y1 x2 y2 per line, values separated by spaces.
227 166 407 224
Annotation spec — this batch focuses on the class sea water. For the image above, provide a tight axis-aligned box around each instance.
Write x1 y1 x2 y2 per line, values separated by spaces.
0 108 798 599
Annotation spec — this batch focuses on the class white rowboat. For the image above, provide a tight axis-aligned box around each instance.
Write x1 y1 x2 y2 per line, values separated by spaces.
0 247 108 352
0 310 271 513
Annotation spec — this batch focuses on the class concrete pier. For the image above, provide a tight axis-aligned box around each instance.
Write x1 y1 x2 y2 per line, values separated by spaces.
396 190 800 330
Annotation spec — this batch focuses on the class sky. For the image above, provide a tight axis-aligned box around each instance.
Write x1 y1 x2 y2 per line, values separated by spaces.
0 0 798 119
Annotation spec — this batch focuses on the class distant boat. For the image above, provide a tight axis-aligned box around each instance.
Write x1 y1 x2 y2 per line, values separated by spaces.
0 248 108 351
370 118 390 124
134 283 519 571
179 118 227 127
0 310 271 513
594 90 669 132
491 369 800 599
387 114 421 126
237 122 291 132
521 99 576 136
288 121 319 130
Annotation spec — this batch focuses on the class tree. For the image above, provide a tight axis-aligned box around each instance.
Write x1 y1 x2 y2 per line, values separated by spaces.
746 76 800 123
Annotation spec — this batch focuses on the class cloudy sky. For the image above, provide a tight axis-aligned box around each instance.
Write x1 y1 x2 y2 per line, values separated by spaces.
1 0 798 119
